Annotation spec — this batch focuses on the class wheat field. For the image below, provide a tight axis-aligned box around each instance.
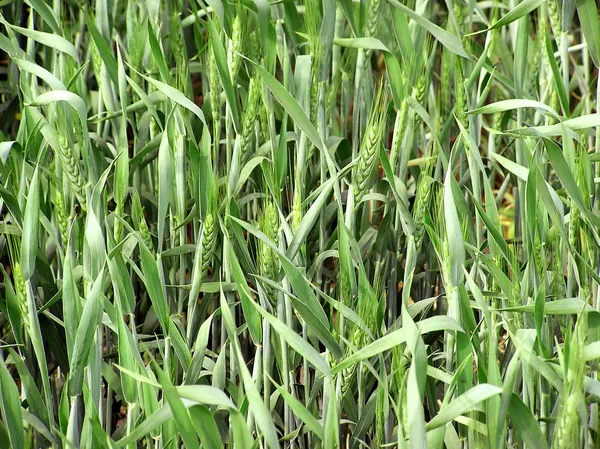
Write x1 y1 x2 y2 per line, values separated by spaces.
1 0 600 447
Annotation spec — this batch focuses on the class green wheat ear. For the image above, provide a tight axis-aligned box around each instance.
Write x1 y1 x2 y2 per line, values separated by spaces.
207 41 221 125
13 263 28 331
54 189 70 247
548 0 562 39
229 13 244 84
352 81 388 204
258 201 280 306
201 208 218 277
56 131 86 211
292 189 302 232
132 190 153 252
240 75 261 164
553 316 586 448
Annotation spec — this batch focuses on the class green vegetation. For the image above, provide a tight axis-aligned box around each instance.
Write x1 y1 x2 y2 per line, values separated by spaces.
1 0 600 447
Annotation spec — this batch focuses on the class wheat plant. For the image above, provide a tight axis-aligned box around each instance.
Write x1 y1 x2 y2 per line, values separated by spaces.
1 0 600 448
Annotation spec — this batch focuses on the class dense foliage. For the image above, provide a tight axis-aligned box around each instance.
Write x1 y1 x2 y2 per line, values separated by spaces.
1 0 600 448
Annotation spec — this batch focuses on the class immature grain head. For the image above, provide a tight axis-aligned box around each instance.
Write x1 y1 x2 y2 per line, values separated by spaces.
390 96 409 167
259 93 270 144
440 45 454 118
553 317 586 449
132 190 153 252
170 7 189 94
229 13 244 83
353 82 388 204
365 0 381 40
454 60 467 129
292 189 302 232
548 0 562 39
207 43 220 125
55 189 70 247
258 201 280 305
240 75 262 163
201 209 218 276
414 173 435 253
13 263 28 330
57 133 87 210
375 383 386 447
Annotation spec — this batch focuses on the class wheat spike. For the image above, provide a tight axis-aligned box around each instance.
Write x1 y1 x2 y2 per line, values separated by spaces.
353 83 388 203
258 202 280 305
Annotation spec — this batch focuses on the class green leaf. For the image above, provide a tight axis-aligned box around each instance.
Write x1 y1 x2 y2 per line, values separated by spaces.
157 129 172 251
115 402 191 447
268 374 325 441
219 290 279 449
0 356 25 449
84 12 118 86
8 24 78 60
507 394 550 449
388 0 468 58
227 239 262 344
544 138 600 227
153 362 201 449
20 166 40 281
138 245 169 332
333 37 390 52
140 73 208 127
279 255 343 360
117 310 138 404
69 269 105 397
576 0 600 67
248 61 325 156
207 19 241 132
286 177 336 260
544 35 570 116
62 253 82 362
470 99 560 120
426 384 502 430
379 146 415 235
189 405 225 449
230 410 255 449
28 90 89 147
444 168 465 287
25 0 60 34
492 152 529 181
490 0 545 30
229 215 343 359
0 184 22 226
176 385 236 409
252 298 331 377
185 314 214 385
147 21 170 82
332 316 463 375
13 59 66 91
496 298 594 315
